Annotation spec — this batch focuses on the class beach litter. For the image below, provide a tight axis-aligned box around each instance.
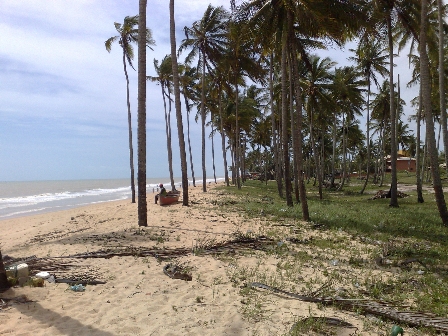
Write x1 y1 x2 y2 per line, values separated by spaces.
69 284 86 292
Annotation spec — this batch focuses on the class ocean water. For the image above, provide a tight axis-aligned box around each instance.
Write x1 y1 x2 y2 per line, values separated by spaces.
0 177 222 220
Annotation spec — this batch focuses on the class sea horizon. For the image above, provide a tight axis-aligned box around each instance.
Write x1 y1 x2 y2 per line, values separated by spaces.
0 176 224 220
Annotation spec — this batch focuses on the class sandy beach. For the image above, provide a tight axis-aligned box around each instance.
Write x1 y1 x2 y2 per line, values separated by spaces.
0 183 428 335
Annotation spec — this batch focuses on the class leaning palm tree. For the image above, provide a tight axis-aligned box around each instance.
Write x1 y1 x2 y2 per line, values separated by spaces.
170 0 189 205
179 5 229 192
420 0 448 225
105 15 155 204
349 39 389 194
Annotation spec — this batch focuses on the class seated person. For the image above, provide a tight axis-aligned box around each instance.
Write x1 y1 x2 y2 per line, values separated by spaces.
155 183 167 204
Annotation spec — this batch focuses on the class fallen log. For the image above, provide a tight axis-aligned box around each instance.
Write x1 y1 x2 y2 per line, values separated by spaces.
249 282 448 333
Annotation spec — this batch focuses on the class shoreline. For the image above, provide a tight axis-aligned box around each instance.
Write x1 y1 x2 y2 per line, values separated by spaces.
0 178 223 221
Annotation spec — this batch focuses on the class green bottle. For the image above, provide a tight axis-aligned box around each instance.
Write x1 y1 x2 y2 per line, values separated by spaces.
390 325 404 336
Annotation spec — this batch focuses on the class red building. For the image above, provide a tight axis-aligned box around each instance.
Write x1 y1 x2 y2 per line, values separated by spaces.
385 152 416 172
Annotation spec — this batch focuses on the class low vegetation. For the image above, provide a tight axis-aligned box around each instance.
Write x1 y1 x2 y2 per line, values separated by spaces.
215 172 448 335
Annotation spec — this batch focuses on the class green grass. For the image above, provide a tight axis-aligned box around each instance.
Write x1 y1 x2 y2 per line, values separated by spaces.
215 173 448 326
219 174 447 249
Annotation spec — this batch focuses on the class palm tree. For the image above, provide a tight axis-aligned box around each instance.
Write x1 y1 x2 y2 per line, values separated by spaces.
209 61 232 186
149 56 176 191
137 2 149 227
179 64 199 187
302 55 336 199
170 0 189 205
179 5 229 192
436 0 448 171
372 0 419 207
420 0 448 225
332 66 366 190
105 15 153 203
349 39 389 194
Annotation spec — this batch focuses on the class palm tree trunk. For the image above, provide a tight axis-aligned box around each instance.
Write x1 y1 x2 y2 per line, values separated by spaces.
123 52 136 203
137 0 147 226
338 112 347 191
416 87 424 203
230 141 236 184
218 90 229 186
184 95 196 187
331 113 337 187
269 54 282 197
309 110 323 199
290 42 309 220
380 126 385 187
235 79 242 190
438 0 448 172
165 88 175 191
387 15 398 207
361 80 371 194
421 143 428 182
170 0 189 204
211 124 217 183
288 58 300 203
420 0 448 225
281 31 292 206
201 49 207 192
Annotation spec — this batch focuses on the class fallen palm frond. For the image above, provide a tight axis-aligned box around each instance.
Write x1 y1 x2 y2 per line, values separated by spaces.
3 236 276 282
4 236 276 266
370 190 409 200
249 282 448 333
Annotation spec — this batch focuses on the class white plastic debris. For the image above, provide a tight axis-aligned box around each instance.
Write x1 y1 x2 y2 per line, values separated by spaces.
35 271 51 279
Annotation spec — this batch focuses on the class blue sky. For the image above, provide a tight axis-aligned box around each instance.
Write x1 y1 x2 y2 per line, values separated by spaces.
0 0 423 181
0 0 234 181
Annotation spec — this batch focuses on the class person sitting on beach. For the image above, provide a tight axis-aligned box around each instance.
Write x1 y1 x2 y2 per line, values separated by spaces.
155 183 167 204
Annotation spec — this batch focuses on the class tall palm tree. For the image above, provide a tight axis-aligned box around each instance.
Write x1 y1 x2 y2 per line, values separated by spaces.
137 2 149 227
179 5 229 192
349 39 389 194
302 55 336 199
105 15 154 203
179 64 198 187
372 0 419 207
437 0 448 171
209 61 232 186
420 0 448 225
170 0 189 205
332 66 366 190
149 56 176 191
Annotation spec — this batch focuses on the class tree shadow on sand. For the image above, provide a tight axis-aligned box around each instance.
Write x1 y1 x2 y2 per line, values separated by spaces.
1 288 116 336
